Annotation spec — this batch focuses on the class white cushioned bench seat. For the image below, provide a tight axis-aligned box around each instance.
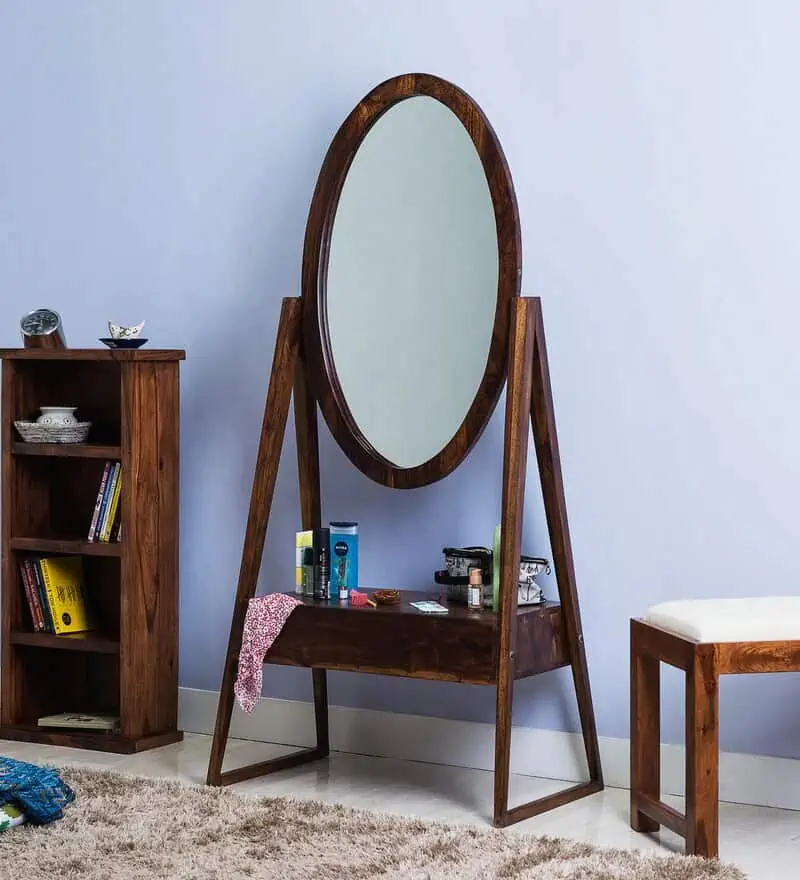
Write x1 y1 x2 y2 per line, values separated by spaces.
645 597 800 643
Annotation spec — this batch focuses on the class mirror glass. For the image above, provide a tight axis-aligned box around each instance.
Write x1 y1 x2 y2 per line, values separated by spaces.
326 96 499 469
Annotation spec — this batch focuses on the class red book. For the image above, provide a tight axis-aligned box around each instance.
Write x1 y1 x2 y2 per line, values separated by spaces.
18 560 37 630
21 559 43 631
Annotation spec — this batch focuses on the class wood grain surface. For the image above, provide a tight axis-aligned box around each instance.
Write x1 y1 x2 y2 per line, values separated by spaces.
686 644 719 858
494 298 534 822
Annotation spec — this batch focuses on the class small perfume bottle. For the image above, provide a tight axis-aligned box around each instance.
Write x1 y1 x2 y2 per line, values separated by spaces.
335 557 350 601
467 566 483 610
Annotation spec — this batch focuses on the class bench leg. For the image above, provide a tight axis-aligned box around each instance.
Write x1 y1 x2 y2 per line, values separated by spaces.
630 621 660 832
686 644 719 858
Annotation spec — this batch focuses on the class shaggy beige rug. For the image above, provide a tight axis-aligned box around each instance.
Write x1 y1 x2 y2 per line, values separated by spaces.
0 767 745 879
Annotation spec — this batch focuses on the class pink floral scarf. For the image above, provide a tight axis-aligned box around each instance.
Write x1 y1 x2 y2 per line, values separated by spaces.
234 593 301 714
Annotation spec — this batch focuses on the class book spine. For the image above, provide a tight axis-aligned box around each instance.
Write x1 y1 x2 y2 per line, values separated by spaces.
101 465 122 543
88 461 112 542
95 462 118 543
32 561 45 632
25 560 44 631
39 559 61 634
105 462 122 543
19 560 39 631
32 560 53 633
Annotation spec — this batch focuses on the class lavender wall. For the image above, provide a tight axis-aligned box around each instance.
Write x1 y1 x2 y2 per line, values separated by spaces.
2 2 800 759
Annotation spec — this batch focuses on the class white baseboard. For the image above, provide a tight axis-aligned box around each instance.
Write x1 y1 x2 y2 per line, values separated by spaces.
179 687 800 812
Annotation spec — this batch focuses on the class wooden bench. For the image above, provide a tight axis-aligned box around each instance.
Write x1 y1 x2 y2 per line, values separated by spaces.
630 598 800 858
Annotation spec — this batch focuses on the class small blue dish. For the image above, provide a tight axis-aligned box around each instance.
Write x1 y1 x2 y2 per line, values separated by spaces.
99 337 148 349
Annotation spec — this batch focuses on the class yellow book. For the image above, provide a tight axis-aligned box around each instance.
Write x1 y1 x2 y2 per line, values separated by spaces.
39 556 93 634
101 465 122 543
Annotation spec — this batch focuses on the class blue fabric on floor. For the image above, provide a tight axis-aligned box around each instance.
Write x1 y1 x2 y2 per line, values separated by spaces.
0 757 74 824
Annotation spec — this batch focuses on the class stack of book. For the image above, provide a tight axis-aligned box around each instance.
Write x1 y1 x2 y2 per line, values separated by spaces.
19 555 93 635
37 712 119 732
88 460 122 542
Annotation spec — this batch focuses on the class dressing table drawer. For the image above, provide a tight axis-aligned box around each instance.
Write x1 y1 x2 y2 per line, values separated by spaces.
267 594 569 684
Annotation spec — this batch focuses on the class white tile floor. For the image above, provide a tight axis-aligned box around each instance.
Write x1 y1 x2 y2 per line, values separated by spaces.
2 733 798 878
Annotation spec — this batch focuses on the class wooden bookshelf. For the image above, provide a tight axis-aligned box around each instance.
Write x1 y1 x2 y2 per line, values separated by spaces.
0 348 185 753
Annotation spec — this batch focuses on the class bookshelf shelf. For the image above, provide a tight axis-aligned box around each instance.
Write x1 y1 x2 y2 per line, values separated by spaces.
10 537 123 557
10 630 120 654
11 442 122 459
1 348 185 753
0 723 180 753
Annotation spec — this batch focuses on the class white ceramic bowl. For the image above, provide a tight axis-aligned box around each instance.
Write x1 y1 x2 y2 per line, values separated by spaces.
36 406 78 426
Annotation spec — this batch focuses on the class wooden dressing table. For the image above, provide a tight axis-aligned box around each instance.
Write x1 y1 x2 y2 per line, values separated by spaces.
206 73 603 826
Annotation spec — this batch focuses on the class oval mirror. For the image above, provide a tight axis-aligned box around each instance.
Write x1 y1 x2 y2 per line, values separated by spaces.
303 74 520 488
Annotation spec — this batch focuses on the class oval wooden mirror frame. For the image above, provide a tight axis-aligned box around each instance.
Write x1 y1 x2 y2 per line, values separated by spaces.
302 73 521 489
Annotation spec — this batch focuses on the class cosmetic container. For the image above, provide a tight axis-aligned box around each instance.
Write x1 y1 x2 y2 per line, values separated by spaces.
330 521 358 601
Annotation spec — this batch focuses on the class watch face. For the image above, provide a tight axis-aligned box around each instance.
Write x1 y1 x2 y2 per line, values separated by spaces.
21 308 60 335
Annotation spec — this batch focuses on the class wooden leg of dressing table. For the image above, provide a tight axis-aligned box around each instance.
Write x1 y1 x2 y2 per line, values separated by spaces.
493 298 603 826
207 297 329 786
529 299 603 793
493 298 534 824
